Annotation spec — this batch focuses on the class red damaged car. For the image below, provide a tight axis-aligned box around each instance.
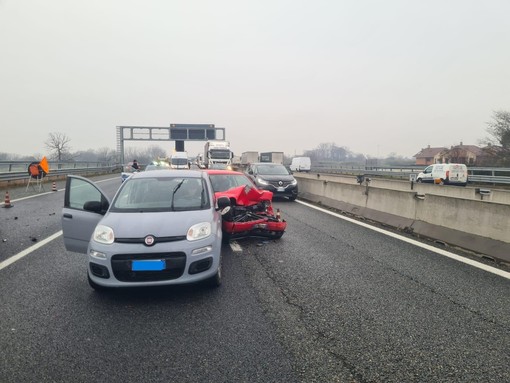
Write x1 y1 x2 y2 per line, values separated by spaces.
205 169 287 240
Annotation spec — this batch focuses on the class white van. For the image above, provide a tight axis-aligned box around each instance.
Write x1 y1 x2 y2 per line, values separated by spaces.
290 157 311 172
170 151 190 169
416 163 468 186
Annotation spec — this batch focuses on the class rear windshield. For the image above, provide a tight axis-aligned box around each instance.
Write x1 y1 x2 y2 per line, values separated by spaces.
256 164 290 175
111 176 210 212
209 174 254 192
171 158 188 165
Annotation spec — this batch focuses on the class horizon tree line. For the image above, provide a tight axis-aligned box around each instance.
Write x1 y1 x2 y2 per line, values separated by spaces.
1 110 509 166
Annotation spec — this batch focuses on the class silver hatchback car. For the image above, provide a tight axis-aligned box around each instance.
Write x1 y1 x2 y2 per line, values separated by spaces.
61 170 230 291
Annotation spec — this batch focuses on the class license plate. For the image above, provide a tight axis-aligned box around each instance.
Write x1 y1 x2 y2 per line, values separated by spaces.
277 187 285 192
132 259 166 271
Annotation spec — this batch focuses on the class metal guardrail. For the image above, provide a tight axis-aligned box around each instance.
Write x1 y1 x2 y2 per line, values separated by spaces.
466 175 510 184
310 164 510 185
0 161 120 184
2 160 510 185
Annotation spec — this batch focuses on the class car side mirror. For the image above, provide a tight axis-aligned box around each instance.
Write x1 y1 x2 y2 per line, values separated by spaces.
217 196 231 209
83 200 109 215
216 196 231 215
84 201 103 213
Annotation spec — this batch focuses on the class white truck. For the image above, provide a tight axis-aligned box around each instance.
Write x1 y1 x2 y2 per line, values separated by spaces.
259 152 284 164
170 151 190 169
241 151 259 166
204 140 233 169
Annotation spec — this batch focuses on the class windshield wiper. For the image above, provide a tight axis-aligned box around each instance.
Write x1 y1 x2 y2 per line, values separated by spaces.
170 179 185 211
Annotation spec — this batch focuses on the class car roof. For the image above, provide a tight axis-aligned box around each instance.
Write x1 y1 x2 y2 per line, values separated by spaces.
131 169 205 179
204 169 244 175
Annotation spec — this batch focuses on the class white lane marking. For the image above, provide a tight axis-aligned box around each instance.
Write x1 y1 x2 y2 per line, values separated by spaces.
229 241 243 252
1 190 56 205
0 177 117 270
297 200 510 280
0 231 63 271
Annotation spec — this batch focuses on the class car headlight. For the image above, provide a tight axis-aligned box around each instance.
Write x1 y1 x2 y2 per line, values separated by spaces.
187 222 211 241
291 179 298 185
257 177 269 185
93 225 115 244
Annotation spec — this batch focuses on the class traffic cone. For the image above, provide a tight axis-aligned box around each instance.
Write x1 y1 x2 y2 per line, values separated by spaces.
52 182 57 192
3 191 12 208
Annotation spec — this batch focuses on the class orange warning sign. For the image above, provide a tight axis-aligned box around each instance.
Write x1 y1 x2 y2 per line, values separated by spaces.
39 156 49 173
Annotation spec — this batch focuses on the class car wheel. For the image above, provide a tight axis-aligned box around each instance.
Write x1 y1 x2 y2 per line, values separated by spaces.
416 178 422 183
88 273 109 292
207 256 222 288
439 179 445 185
288 195 297 201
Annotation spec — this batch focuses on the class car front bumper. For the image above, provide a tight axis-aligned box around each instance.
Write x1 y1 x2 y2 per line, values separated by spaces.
86 237 221 288
222 218 287 239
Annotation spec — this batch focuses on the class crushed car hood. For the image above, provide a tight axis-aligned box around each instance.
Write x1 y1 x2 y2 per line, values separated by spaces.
215 185 273 206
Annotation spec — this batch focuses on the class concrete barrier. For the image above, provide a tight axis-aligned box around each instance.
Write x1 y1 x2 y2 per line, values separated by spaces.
296 173 510 266
303 173 510 204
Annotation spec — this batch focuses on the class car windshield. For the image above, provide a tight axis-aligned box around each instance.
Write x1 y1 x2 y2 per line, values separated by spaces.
209 149 231 159
111 176 209 212
209 173 254 192
145 164 171 171
256 164 290 175
171 158 188 165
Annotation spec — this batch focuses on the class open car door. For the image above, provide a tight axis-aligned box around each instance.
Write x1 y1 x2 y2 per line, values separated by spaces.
61 175 110 254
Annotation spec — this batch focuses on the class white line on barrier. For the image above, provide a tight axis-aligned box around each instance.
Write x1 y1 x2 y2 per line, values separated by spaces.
0 231 63 271
297 200 510 280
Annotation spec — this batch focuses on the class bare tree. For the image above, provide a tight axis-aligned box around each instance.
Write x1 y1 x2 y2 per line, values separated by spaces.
446 146 465 164
142 145 167 162
317 143 333 159
304 142 355 162
45 132 72 161
483 110 510 166
122 145 167 165
96 147 116 163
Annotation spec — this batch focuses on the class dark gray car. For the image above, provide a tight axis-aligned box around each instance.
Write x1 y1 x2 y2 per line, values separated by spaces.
245 162 298 201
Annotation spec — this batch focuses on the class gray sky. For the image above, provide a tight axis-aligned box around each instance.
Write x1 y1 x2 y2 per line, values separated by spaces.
1 0 509 159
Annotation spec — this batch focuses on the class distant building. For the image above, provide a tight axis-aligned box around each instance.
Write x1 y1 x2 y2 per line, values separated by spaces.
414 143 487 166
439 143 483 165
413 145 448 166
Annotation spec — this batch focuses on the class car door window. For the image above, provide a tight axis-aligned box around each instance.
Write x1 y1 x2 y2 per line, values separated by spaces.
66 177 103 209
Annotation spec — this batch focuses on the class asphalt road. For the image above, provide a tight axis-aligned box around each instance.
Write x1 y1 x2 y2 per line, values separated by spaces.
1 175 509 382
